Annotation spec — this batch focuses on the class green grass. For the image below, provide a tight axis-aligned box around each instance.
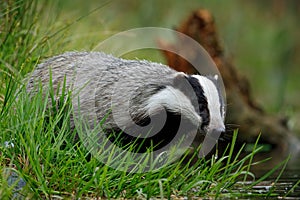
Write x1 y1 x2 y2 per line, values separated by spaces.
0 81 285 198
0 0 297 199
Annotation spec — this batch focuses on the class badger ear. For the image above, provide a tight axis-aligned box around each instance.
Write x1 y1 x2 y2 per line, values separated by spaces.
213 74 219 80
174 72 186 78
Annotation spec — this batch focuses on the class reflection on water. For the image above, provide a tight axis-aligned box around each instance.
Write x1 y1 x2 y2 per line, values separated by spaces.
247 146 300 198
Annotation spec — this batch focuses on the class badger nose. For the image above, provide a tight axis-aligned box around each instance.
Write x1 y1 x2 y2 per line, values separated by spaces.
212 127 230 141
209 127 225 139
214 127 226 134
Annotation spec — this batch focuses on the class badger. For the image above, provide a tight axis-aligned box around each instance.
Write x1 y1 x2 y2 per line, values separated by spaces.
27 51 226 154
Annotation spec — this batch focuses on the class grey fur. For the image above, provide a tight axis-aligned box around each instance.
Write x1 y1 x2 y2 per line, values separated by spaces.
27 52 224 140
27 52 178 127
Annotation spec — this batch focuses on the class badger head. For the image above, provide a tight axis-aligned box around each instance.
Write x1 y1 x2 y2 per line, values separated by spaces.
145 72 226 136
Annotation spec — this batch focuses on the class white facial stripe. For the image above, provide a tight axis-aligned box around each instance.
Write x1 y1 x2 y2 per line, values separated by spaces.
145 86 201 126
192 75 225 131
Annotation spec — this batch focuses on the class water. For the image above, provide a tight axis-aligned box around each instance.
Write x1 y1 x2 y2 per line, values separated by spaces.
247 150 300 199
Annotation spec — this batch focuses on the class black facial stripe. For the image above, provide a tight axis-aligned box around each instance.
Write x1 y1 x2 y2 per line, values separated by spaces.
185 76 210 130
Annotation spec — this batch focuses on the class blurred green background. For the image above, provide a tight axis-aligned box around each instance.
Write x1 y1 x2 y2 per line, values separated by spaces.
37 0 300 133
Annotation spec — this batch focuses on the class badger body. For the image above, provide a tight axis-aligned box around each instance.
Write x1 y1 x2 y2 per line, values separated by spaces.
27 52 225 152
